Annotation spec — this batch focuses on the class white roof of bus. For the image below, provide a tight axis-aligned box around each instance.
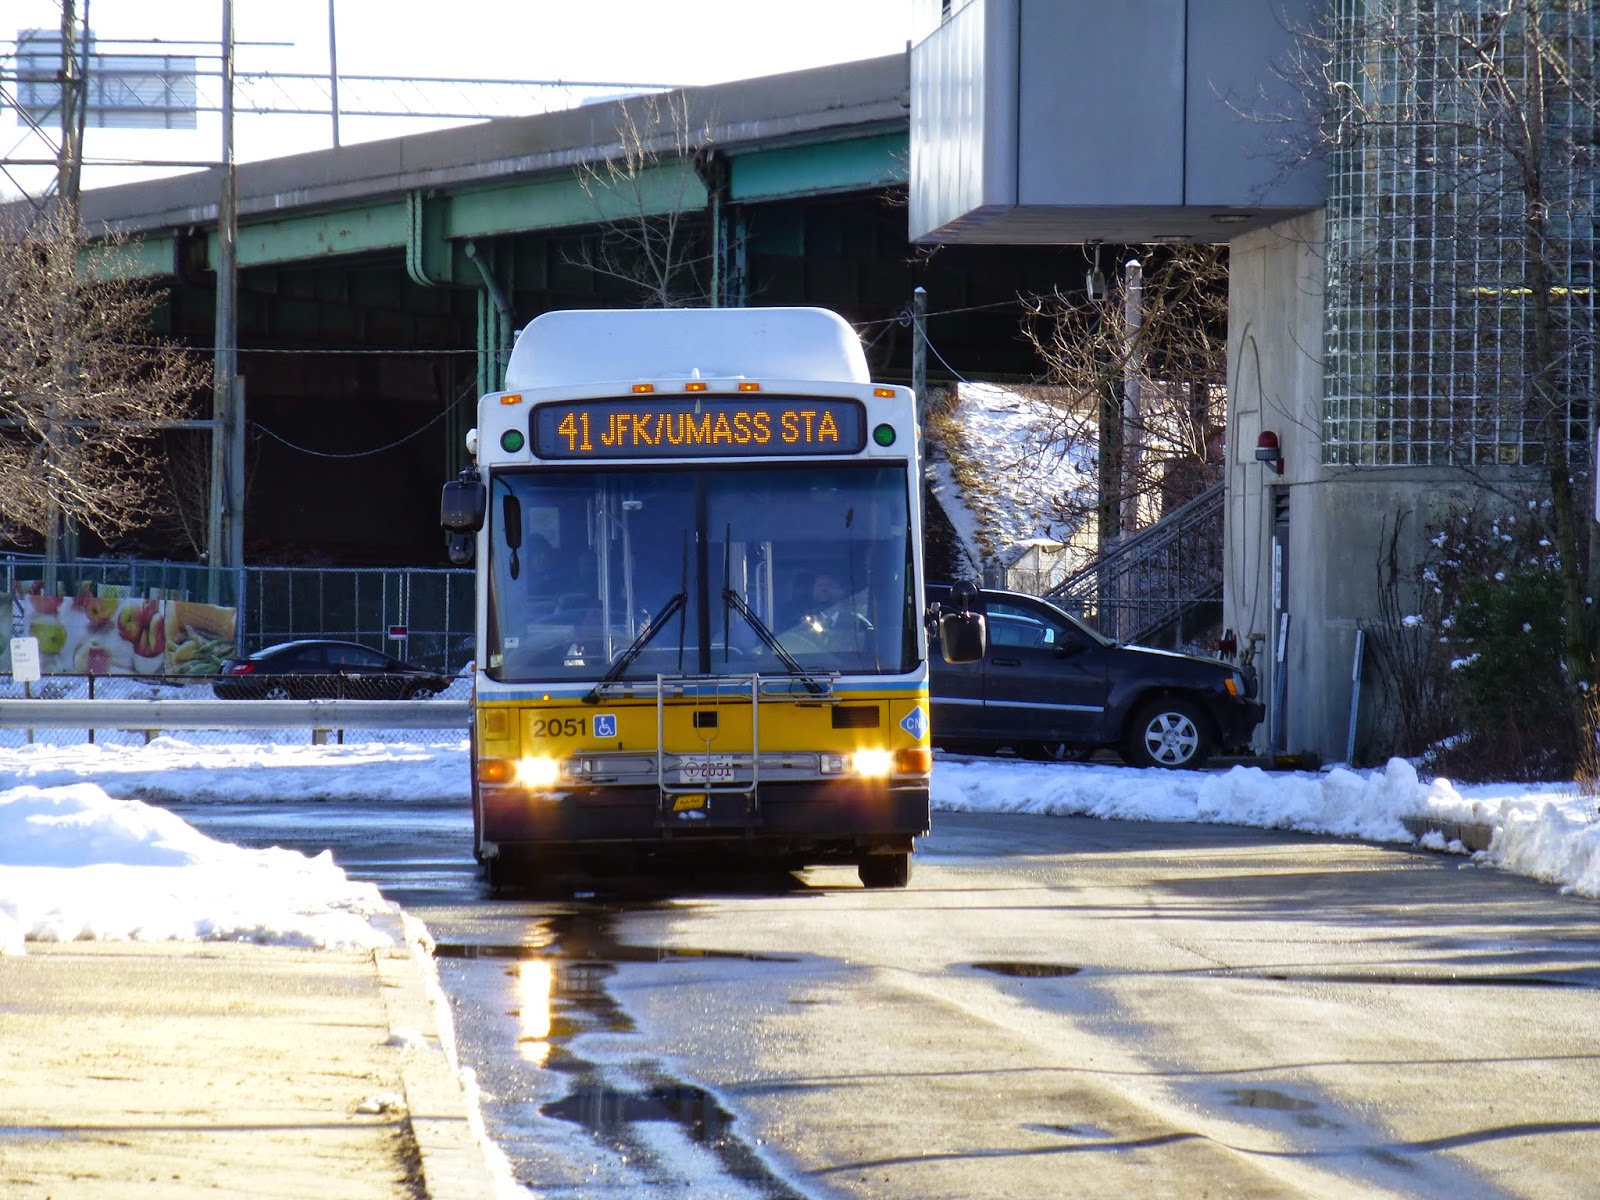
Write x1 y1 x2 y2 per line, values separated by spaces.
502 307 872 390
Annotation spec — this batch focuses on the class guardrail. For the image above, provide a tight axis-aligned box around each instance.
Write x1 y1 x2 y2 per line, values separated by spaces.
0 699 470 743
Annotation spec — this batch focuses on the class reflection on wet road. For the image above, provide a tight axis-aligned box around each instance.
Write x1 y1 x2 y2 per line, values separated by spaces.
166 796 1600 1200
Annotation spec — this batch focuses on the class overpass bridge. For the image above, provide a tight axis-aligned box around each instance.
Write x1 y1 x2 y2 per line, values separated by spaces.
62 54 1092 566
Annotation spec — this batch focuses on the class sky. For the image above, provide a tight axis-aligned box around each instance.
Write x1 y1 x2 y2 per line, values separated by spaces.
3 0 916 198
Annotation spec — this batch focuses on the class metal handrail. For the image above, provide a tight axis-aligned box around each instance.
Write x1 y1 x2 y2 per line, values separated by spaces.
0 698 469 730
1045 484 1225 646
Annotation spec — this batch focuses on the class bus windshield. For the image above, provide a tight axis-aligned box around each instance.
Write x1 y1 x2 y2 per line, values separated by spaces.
485 462 916 683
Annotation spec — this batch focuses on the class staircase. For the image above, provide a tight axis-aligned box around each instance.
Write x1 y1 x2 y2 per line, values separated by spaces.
1044 484 1225 648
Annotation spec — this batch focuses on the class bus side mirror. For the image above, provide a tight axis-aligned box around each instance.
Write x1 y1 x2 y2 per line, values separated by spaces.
441 470 486 533
938 610 986 664
931 580 986 664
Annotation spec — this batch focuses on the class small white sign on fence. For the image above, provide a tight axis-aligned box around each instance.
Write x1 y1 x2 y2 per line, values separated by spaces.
9 636 41 684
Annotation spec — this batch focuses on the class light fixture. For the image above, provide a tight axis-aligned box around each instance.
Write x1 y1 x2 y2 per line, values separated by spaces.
1210 212 1251 225
1255 430 1284 475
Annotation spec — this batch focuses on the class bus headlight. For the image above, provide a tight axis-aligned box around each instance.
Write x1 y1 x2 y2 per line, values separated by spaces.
851 748 895 778
515 756 562 789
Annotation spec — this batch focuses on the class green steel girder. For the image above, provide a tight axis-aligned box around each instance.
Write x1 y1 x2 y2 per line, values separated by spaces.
226 201 411 268
102 136 899 280
729 133 907 202
82 232 177 281
446 157 708 239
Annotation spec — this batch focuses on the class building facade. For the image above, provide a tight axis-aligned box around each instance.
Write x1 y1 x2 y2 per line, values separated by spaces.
909 0 1598 763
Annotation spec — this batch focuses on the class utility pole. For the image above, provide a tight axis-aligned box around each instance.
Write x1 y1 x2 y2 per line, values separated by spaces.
1121 257 1143 536
45 0 89 582
207 0 242 604
327 0 341 148
911 286 927 428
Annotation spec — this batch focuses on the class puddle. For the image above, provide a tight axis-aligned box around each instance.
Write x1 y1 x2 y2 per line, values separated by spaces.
543 1082 734 1140
971 961 1082 978
1222 1087 1343 1131
434 940 794 964
0 1126 72 1142
1224 1087 1318 1112
442 906 808 1198
1024 1122 1115 1139
1240 969 1595 990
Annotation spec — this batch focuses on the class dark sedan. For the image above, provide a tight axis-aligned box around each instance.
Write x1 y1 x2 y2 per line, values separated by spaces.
927 585 1263 769
212 639 451 701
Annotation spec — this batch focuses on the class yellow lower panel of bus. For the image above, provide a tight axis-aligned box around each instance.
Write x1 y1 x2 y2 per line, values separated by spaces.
476 692 930 776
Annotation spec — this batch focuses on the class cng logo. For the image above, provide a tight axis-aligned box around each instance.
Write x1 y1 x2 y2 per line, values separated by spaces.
593 714 618 738
900 705 928 740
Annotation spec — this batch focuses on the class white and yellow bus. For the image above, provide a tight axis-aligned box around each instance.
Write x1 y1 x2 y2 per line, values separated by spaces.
441 307 981 890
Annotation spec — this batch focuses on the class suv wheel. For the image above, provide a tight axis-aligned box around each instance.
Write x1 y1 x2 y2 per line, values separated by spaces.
1123 698 1212 769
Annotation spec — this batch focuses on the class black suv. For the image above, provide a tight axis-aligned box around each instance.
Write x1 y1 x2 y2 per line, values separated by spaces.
926 585 1263 769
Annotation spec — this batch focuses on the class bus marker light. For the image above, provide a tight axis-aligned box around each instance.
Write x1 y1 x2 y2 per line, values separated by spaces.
500 393 523 405
632 383 655 393
895 748 935 775
478 759 513 784
873 387 895 398
500 429 525 453
685 381 708 392
738 381 761 391
872 423 897 447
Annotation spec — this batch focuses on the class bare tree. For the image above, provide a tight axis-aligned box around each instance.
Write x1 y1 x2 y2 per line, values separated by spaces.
565 91 716 307
0 205 210 546
1020 244 1230 543
1280 0 1598 712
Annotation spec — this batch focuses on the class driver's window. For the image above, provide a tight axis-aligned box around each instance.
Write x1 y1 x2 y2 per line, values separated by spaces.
989 602 1070 650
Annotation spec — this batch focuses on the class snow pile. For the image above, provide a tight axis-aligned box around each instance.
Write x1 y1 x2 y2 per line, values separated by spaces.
0 779 398 954
2 734 1599 957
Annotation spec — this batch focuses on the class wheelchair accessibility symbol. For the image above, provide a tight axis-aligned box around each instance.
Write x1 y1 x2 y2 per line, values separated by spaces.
593 714 618 738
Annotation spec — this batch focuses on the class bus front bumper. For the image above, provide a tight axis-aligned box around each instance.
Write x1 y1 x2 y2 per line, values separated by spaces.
477 779 930 862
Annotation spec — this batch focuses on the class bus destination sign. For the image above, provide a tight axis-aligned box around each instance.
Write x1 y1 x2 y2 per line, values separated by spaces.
531 397 866 459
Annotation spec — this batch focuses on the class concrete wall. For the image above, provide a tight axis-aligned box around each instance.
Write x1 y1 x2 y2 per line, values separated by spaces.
1225 212 1326 755
1225 211 1532 765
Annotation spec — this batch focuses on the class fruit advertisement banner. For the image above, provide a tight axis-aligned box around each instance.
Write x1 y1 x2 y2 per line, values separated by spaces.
9 587 238 678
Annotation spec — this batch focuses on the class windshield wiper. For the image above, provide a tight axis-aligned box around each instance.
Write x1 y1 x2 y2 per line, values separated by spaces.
722 586 828 696
582 591 687 703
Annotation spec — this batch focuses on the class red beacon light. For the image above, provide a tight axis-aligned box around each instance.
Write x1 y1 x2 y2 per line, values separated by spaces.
1255 430 1284 475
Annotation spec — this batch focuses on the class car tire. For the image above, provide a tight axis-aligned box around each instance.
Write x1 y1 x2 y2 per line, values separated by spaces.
263 683 293 701
858 852 912 889
1123 698 1212 769
403 684 434 701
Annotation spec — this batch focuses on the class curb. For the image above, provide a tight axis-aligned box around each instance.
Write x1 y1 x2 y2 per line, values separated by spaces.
1400 815 1496 854
372 918 502 1200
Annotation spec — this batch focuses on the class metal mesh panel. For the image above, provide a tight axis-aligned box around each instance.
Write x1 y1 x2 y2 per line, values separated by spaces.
4 557 474 673
242 566 474 670
1324 0 1598 467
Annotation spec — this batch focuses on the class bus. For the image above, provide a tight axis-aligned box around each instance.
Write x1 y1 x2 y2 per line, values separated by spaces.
441 307 982 889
